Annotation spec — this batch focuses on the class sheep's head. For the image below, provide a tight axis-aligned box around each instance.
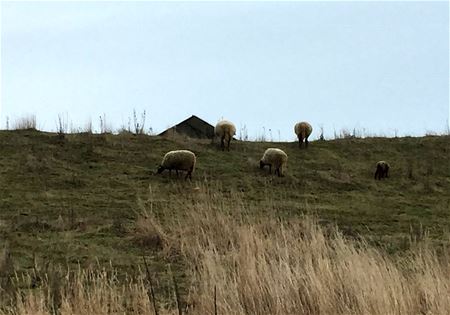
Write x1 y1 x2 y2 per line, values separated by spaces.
156 165 165 174
259 160 265 169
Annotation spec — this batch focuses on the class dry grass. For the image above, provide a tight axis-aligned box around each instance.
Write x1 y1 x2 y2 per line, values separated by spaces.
133 208 168 251
12 115 37 130
170 186 450 315
6 268 154 315
2 186 450 314
0 245 14 278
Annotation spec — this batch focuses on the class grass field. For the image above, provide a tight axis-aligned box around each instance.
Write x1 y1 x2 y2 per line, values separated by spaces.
0 129 450 313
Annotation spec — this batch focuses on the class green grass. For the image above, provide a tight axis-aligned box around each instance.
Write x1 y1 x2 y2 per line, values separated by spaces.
0 129 449 275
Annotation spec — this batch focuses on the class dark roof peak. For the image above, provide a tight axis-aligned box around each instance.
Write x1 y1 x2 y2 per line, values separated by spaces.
158 115 215 139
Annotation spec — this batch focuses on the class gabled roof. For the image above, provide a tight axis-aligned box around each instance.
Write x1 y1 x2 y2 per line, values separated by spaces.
175 115 212 127
158 115 215 139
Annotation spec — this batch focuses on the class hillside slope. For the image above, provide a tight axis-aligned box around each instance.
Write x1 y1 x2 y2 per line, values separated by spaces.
0 130 449 272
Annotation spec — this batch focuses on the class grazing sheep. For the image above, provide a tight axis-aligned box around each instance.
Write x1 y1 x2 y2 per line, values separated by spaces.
294 122 313 149
259 148 288 177
215 120 236 151
374 161 390 180
157 150 196 180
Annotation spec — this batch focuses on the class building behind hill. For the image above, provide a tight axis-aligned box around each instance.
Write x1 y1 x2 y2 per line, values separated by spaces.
158 115 215 139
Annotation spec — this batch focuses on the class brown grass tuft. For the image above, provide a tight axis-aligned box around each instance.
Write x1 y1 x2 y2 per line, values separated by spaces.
133 209 168 251
13 115 37 130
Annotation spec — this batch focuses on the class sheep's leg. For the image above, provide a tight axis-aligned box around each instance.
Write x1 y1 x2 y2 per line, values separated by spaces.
382 167 387 179
377 167 384 180
176 170 179 177
185 167 193 180
269 165 272 174
169 169 172 177
299 136 304 148
220 137 225 151
227 138 231 151
305 137 309 148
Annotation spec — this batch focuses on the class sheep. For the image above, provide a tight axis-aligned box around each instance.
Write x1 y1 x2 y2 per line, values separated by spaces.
259 148 288 177
215 120 236 151
157 150 196 180
374 161 390 180
294 122 313 149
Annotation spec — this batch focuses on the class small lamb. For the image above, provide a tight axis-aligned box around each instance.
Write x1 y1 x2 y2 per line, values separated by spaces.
157 150 196 180
259 148 288 177
374 161 390 180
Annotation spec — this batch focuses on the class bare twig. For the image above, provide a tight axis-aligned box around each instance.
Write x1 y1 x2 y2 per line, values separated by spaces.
214 285 217 315
133 109 146 135
143 255 159 315
170 265 183 315
56 113 68 140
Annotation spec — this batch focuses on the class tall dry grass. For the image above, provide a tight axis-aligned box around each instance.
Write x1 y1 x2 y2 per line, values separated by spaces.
5 267 155 315
2 183 450 314
12 115 37 130
168 186 450 315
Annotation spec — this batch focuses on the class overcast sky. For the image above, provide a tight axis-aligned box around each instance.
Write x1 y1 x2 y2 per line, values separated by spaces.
1 1 449 140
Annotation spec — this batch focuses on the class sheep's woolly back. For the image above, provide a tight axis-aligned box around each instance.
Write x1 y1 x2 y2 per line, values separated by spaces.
294 122 313 138
160 150 196 171
376 161 390 169
215 120 236 140
261 148 288 169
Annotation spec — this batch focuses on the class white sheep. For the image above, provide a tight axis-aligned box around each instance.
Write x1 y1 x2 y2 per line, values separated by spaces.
157 150 196 180
294 122 313 149
215 120 236 151
259 148 288 177
374 161 390 180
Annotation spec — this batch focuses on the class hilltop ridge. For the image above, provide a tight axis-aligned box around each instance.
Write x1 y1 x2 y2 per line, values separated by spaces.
0 130 449 271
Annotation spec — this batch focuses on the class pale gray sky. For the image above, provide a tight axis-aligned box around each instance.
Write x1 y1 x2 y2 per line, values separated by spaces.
1 1 449 140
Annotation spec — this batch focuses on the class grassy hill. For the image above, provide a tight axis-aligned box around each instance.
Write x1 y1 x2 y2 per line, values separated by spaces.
0 129 449 276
